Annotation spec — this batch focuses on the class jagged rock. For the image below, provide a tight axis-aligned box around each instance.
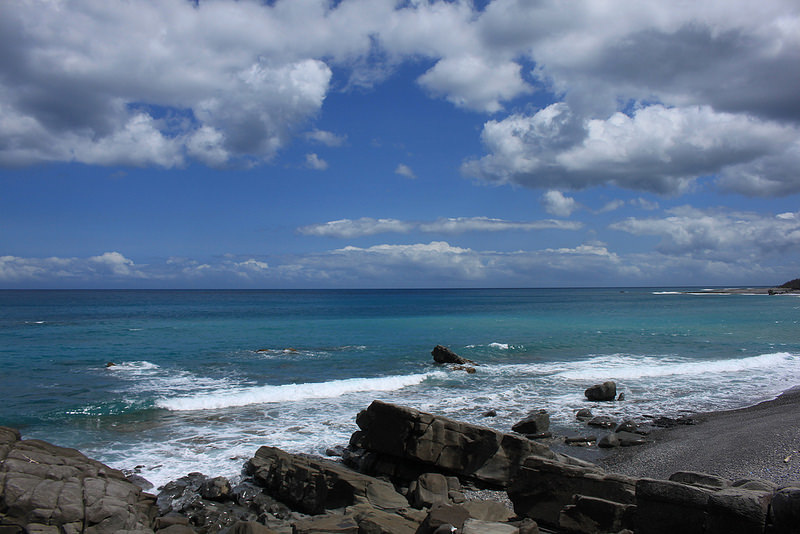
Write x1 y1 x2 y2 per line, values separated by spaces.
584 381 617 401
508 456 636 528
245 446 407 515
651 416 695 428
558 495 635 534
199 476 232 502
349 401 555 488
482 410 497 418
511 410 550 435
575 408 593 421
431 345 469 365
0 426 156 534
461 518 519 533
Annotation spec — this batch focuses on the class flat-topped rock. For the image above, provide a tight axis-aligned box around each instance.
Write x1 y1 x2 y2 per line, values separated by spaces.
0 426 156 533
348 400 555 487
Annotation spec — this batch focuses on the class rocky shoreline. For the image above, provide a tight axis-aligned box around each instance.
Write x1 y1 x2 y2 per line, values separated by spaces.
4 389 800 534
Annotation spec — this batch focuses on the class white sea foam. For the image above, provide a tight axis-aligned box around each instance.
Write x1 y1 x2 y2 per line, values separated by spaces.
157 373 441 411
106 360 160 372
557 352 797 381
652 291 681 295
488 342 510 350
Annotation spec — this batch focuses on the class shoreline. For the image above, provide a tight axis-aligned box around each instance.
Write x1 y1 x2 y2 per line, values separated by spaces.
598 386 800 484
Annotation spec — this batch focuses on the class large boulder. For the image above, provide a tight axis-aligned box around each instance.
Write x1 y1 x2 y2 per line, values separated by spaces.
584 381 617 401
508 456 637 529
348 400 556 488
245 445 407 515
431 345 470 365
511 410 550 435
0 426 156 533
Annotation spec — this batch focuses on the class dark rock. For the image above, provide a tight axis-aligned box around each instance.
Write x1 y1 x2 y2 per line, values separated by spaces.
409 473 450 508
615 420 638 433
651 415 696 428
482 409 497 417
462 500 515 522
511 410 550 435
347 503 422 534
587 416 616 429
558 494 635 534
106 361 116 367
524 432 552 440
768 485 800 534
461 518 519 533
584 381 617 401
432 345 469 365
669 471 731 490
575 408 593 421
508 456 636 528
245 445 407 515
292 513 358 534
634 478 712 534
597 433 620 448
349 400 555 488
199 476 232 502
706 487 772 534
422 503 470 532
325 445 346 457
618 392 626 401
564 436 597 446
0 426 156 534
226 521 280 534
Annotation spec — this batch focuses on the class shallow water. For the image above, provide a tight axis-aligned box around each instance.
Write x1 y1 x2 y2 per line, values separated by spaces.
1 288 798 486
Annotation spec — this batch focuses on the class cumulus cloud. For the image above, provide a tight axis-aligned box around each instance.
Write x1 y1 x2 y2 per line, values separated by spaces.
417 55 531 112
464 103 800 195
305 153 329 170
541 190 578 217
0 252 145 283
298 216 581 238
395 164 416 179
610 207 800 261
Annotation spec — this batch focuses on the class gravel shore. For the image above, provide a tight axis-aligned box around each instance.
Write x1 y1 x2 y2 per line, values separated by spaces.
598 387 800 485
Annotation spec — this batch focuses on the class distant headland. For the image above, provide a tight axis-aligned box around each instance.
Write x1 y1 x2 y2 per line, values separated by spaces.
680 277 800 295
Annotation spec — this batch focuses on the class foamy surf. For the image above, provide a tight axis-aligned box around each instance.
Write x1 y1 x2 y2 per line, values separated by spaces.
157 372 443 411
557 352 797 381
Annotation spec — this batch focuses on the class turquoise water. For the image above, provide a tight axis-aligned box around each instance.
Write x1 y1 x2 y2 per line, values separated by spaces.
1 288 798 486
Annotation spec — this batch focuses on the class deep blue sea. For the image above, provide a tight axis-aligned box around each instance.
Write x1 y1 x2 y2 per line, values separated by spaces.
1 288 798 486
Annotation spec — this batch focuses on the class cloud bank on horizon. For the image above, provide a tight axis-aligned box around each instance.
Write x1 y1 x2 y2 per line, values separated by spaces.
1 0 799 288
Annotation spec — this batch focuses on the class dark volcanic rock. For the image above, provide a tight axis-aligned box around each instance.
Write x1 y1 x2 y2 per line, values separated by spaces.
575 408 593 421
0 426 156 533
587 416 616 429
511 410 550 435
431 345 469 365
245 445 408 515
348 400 556 488
584 381 617 401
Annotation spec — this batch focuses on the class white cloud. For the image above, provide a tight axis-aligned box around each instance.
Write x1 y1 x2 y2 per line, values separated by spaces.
464 103 800 195
417 55 531 112
541 190 578 217
298 218 415 238
298 216 581 238
395 163 416 179
597 200 625 214
305 129 347 147
305 153 329 170
610 207 800 261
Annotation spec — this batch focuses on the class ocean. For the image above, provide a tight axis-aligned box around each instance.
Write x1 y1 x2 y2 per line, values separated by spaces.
1 288 798 487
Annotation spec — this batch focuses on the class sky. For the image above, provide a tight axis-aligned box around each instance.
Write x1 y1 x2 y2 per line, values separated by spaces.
1 0 800 289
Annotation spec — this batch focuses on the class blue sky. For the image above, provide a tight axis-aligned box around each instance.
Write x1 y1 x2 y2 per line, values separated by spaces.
1 0 800 288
